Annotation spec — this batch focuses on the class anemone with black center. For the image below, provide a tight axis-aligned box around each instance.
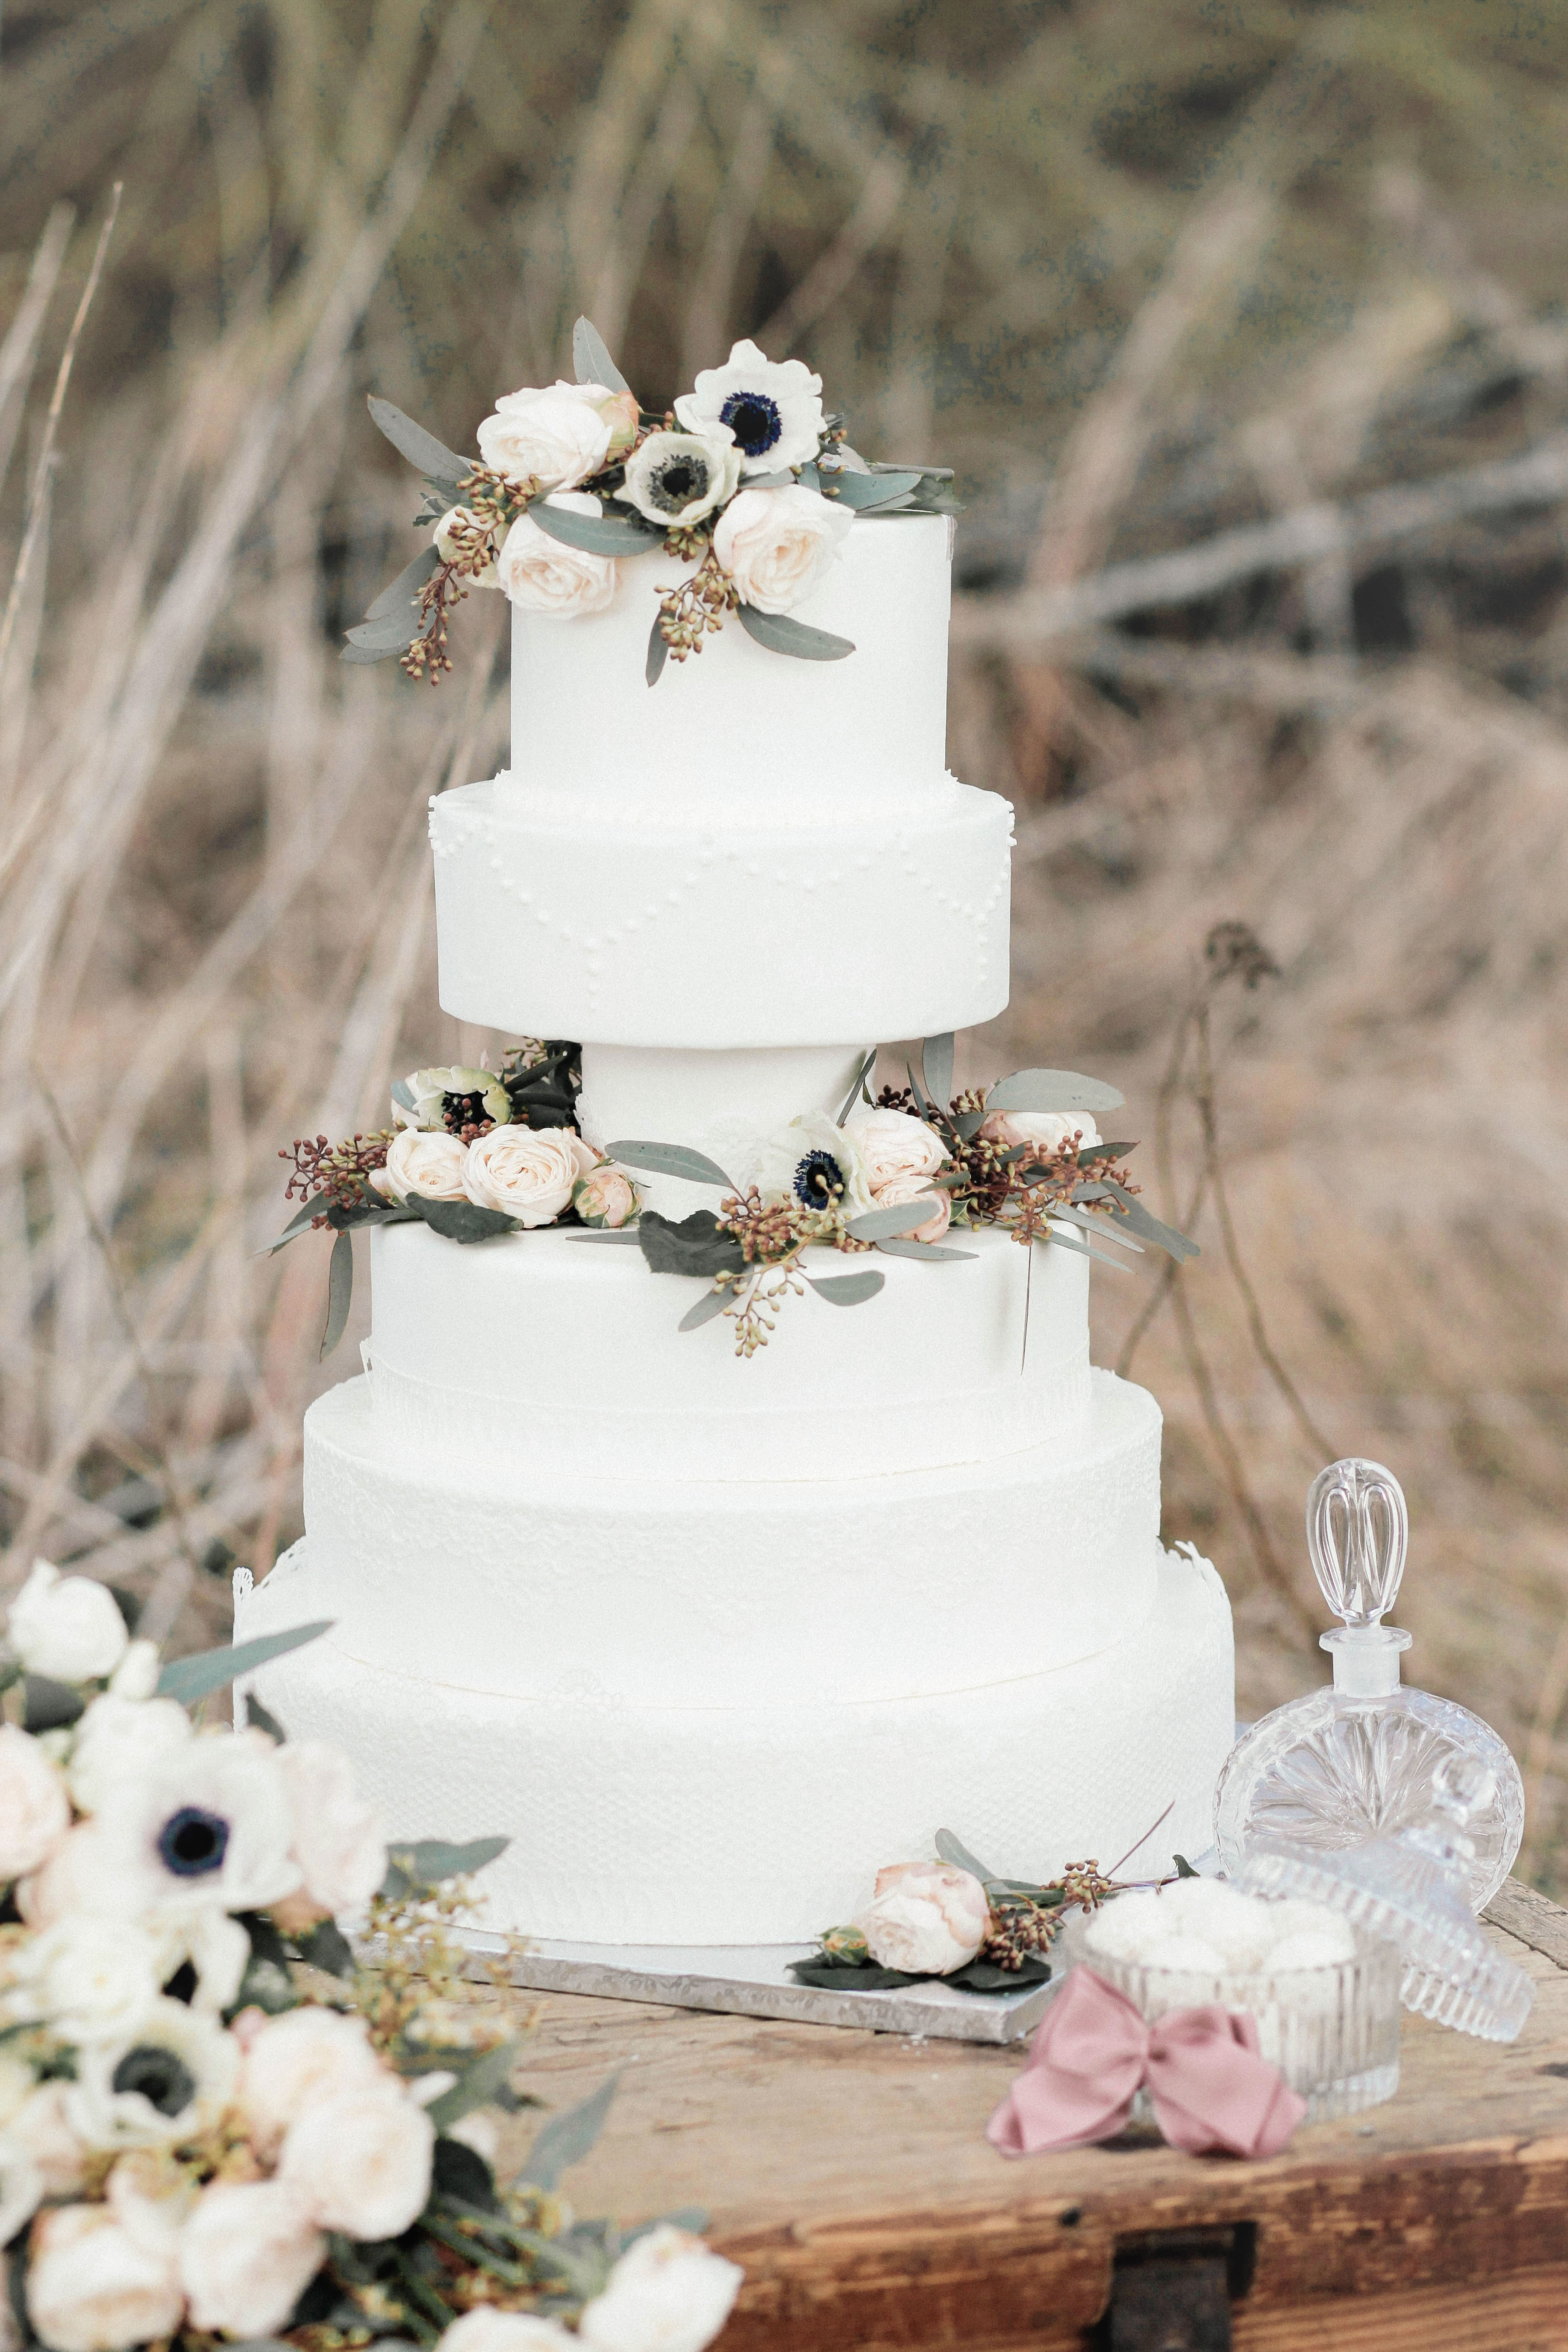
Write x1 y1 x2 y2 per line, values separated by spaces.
112 2046 197 2119
791 1150 844 1209
719 389 782 459
157 1804 230 1879
442 1088 492 1134
648 453 710 515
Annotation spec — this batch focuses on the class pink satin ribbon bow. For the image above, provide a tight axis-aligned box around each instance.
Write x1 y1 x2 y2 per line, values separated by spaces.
987 1965 1307 2160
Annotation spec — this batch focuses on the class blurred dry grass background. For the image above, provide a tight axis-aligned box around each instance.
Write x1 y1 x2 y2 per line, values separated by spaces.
3 1 1568 1875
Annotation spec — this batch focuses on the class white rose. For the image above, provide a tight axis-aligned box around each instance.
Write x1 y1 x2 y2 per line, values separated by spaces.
866 1171 950 1245
11 2084 87 2196
434 504 499 588
0 2136 42 2250
497 494 619 619
66 1693 191 1816
743 1112 873 1220
580 2227 744 2352
378 1128 472 1206
8 1917 164 2046
179 2178 326 2338
0 1725 70 1879
273 1740 386 1921
464 1124 595 1227
847 1107 949 1190
238 2007 390 2157
978 1108 1101 1158
476 381 618 490
441 2311 576 2352
108 1641 160 1701
26 2205 184 2352
279 2082 434 2240
711 485 851 614
7 1561 128 1684
617 429 740 529
855 1862 990 1975
572 1162 639 1229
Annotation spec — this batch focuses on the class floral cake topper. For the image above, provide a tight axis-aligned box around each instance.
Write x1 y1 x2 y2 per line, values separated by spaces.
345 320 955 687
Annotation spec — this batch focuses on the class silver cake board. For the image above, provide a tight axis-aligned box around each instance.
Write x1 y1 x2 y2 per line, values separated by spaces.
446 1928 1056 2045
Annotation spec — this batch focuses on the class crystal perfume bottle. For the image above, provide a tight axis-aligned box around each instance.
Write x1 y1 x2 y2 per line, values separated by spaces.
1214 1457 1524 1913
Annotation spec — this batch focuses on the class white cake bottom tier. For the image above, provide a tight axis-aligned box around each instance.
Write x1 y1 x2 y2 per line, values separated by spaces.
302 1369 1162 1705
429 772 1011 1046
366 1220 1092 1485
240 1543 1235 1945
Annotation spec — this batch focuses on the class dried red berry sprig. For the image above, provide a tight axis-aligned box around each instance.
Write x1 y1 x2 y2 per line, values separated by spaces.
280 1132 391 1220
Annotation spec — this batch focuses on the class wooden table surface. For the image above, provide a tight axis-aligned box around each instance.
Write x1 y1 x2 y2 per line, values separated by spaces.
482 1880 1568 2352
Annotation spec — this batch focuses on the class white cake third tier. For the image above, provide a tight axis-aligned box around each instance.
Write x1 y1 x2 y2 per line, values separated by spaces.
245 505 1235 1940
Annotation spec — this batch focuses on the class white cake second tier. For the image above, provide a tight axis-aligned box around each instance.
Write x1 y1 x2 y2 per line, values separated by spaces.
365 1219 1091 1483
239 1540 1234 1944
301 1369 1161 1706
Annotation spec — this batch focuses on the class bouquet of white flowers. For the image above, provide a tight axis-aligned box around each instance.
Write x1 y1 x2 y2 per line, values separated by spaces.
0 1564 741 2352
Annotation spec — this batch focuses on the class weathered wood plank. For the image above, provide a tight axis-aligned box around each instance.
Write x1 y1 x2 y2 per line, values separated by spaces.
1486 1878 1568 1972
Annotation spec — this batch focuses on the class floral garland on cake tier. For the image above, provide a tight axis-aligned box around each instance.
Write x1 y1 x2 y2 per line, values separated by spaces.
0 1569 741 2352
344 318 955 687
274 1033 1196 1359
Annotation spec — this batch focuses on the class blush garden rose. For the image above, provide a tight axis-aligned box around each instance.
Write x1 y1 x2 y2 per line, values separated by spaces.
464 1125 597 1225
497 495 620 619
711 484 851 613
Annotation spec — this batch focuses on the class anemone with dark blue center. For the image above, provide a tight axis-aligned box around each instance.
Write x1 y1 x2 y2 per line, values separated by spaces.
791 1150 844 1208
158 1804 230 1878
719 389 782 458
112 2045 197 2118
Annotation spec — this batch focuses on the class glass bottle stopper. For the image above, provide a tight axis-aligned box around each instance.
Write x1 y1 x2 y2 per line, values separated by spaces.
1308 1456 1413 1699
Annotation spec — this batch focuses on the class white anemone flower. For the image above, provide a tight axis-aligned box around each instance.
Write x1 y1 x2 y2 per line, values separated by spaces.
674 339 824 475
66 1998 238 2151
615 430 741 529
87 1730 300 1921
394 1065 511 1134
741 1112 874 1221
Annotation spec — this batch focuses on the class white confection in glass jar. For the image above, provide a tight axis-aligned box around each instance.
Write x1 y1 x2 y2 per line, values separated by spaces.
1063 1880 1402 2119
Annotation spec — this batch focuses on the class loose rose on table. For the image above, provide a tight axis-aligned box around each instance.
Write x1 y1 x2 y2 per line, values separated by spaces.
855 1862 991 1975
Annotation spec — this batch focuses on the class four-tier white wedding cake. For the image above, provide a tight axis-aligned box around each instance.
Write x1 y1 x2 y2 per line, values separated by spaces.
241 480 1235 1944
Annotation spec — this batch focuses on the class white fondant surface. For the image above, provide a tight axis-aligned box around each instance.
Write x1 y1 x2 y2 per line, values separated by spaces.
241 1541 1235 1945
365 1220 1091 1483
302 1368 1160 1705
508 514 952 821
430 774 1012 1047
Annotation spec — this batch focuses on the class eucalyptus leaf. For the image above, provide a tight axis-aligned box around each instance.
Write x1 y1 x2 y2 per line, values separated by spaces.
646 613 669 687
265 1195 325 1255
529 502 661 557
805 1269 885 1307
946 1954 1052 1994
244 1691 287 1742
408 1197 519 1244
518 2072 621 2189
345 609 421 651
786 1959 922 1991
846 1196 948 1242
873 1237 977 1262
366 544 440 621
572 316 630 395
606 1141 735 1189
1049 1203 1144 1251
23 1677 84 1733
157 1620 333 1705
366 395 469 485
904 1059 933 1118
1088 1180 1199 1262
952 1110 987 1141
1174 1854 1199 1878
935 1829 998 1880
427 2037 528 2133
678 1288 729 1333
818 469 923 510
382 1835 509 1896
390 1077 416 1112
987 1069 1127 1116
871 460 955 481
559 1228 644 1245
921 1031 954 1108
293 1918 354 1977
743 469 796 489
320 1229 354 1358
637 1210 745 1278
735 605 854 661
340 639 410 666
1043 1229 1134 1272
835 1048 877 1125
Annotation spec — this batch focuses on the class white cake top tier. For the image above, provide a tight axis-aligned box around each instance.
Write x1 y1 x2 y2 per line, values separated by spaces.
504 512 954 824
